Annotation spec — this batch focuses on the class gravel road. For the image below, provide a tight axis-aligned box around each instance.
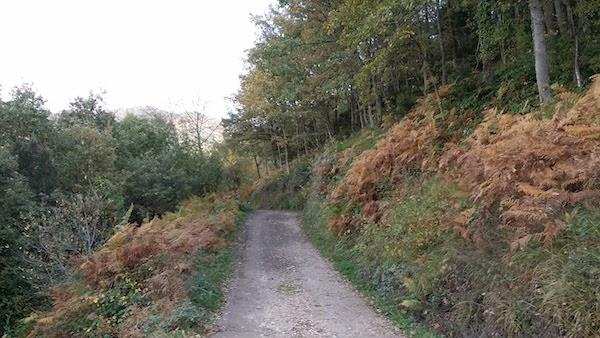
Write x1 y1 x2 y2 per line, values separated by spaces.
211 210 403 338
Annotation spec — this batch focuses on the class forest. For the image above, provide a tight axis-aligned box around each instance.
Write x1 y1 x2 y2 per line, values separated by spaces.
2 0 600 336
226 0 600 167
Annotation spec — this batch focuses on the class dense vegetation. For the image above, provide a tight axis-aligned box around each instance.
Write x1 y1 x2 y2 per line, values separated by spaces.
21 195 242 337
225 0 600 171
3 0 600 336
232 0 600 336
0 88 234 334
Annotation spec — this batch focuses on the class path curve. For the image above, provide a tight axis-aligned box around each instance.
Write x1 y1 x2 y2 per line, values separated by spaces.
211 210 403 338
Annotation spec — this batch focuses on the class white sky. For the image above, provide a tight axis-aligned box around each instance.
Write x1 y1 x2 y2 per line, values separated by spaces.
0 0 273 119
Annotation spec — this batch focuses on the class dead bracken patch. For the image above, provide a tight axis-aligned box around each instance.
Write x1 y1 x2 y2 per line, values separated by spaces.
330 94 441 233
330 76 600 249
441 76 600 248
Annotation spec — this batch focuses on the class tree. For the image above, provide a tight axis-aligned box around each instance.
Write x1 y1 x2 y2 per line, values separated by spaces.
529 0 553 103
114 112 223 222
52 126 117 192
179 104 221 155
58 93 114 130
0 85 55 194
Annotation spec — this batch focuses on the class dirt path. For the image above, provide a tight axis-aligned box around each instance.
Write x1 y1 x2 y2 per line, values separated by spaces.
211 210 403 338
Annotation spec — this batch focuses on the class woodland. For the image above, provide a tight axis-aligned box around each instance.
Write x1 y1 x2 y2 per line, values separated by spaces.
2 0 600 337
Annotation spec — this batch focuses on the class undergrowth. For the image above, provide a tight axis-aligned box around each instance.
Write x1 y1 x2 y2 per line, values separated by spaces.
301 78 600 337
303 177 439 338
18 195 243 338
245 130 383 211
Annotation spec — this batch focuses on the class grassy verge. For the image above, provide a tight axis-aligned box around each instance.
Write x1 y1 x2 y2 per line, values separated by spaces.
302 186 439 338
141 221 242 337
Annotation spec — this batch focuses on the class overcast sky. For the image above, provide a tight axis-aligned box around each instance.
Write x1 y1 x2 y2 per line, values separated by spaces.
0 0 273 118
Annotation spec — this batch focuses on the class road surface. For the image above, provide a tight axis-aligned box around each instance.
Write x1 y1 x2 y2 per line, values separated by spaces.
211 210 403 338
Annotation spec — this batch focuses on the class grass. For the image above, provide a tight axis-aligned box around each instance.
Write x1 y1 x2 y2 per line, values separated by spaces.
139 207 245 337
252 92 600 335
189 216 243 318
332 129 383 153
302 182 440 338
141 238 239 336
508 207 600 337
306 152 600 337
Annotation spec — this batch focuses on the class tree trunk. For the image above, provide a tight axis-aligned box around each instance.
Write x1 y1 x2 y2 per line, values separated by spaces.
573 33 583 88
262 148 270 176
422 59 429 95
566 2 583 88
436 0 447 84
349 94 356 130
498 11 507 65
542 0 556 34
419 4 430 94
358 98 365 129
529 0 553 103
373 77 383 125
284 145 290 174
254 155 261 179
276 144 283 168
282 128 290 174
554 0 568 35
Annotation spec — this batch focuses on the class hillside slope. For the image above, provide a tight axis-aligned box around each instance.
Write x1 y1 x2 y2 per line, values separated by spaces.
253 78 600 337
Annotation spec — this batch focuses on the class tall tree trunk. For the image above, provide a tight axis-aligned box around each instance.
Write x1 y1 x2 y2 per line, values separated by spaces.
366 101 374 128
573 33 583 88
529 0 553 103
447 0 458 62
566 2 583 88
284 145 290 174
262 148 270 176
436 0 447 84
500 40 507 65
498 11 507 65
253 155 261 179
276 144 283 169
282 129 290 174
358 99 365 129
349 94 356 130
373 76 383 125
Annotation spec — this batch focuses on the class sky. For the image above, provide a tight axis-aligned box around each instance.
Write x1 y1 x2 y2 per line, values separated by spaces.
0 0 273 119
